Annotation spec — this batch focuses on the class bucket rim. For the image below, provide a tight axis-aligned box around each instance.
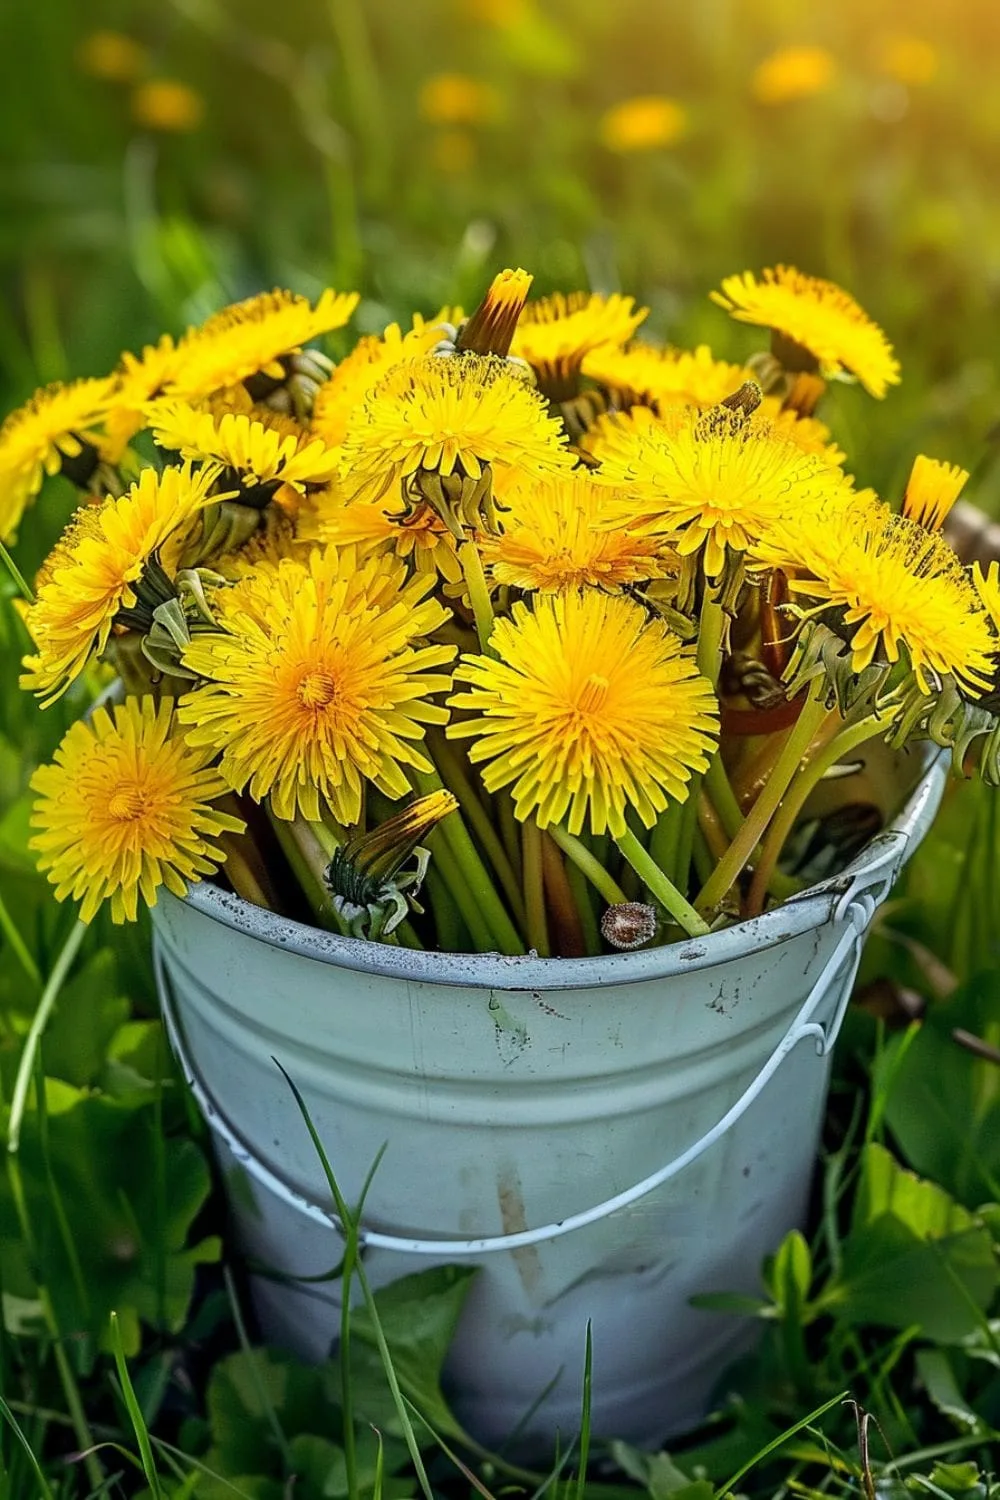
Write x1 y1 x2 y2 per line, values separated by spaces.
161 750 946 992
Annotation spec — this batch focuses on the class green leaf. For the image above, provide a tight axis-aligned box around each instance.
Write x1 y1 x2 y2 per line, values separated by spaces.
765 1230 812 1318
927 1462 990 1496
349 1265 477 1442
877 972 1000 1207
0 1082 217 1360
821 1144 999 1342
40 947 130 1088
915 1348 984 1432
608 1441 712 1500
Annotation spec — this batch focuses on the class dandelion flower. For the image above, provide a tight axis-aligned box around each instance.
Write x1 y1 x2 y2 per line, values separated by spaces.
0 377 117 541
146 398 341 493
132 79 205 132
77 30 148 82
447 590 717 836
167 288 359 403
21 464 218 704
178 550 455 824
458 268 532 357
902 454 968 530
30 697 244 924
712 265 901 398
757 396 845 467
311 318 449 448
104 335 183 459
480 471 677 592
782 504 996 694
598 96 687 153
300 486 462 584
511 292 647 399
588 401 845 579
418 73 500 125
751 46 837 105
583 343 749 412
874 33 938 87
338 353 573 523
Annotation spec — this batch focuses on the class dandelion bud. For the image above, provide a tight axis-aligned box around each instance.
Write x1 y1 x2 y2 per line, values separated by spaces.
601 902 658 951
720 380 763 418
457 268 534 357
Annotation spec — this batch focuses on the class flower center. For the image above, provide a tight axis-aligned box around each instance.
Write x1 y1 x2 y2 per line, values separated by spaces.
108 786 146 822
577 673 610 714
297 669 338 709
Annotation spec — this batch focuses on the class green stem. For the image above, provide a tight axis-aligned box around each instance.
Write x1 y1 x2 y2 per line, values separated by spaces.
746 714 890 917
7 920 86 1155
672 587 727 889
650 797 687 888
704 755 745 839
548 825 628 908
695 685 832 914
565 860 601 956
266 810 352 935
458 539 495 653
429 733 527 933
0 889 41 991
324 0 391 205
522 821 550 957
412 769 524 954
615 827 711 939
0 540 33 603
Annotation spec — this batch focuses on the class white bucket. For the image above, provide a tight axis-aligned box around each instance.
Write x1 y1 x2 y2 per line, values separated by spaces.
151 756 944 1453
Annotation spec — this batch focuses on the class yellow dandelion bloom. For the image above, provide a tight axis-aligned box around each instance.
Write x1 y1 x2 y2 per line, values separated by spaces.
104 335 183 461
146 398 340 493
587 402 845 579
583 342 750 411
902 454 968 530
751 45 837 106
178 550 456 824
511 292 648 398
447 590 718 837
479 471 677 592
311 318 448 448
77 30 148 82
167 288 359 402
300 486 463 585
418 73 500 125
874 33 938 87
598 96 687 153
132 78 205 132
712 265 901 398
757 396 845 467
783 505 996 694
21 464 219 705
0 377 117 542
30 697 244 925
338 353 573 507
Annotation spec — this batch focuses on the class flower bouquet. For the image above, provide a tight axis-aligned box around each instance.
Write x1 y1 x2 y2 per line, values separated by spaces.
4 264 995 956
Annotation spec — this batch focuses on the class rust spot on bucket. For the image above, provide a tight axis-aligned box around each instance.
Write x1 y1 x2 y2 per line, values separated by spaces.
498 1166 542 1296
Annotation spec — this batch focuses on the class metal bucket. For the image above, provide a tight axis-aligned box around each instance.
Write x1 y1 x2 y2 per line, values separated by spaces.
151 756 945 1452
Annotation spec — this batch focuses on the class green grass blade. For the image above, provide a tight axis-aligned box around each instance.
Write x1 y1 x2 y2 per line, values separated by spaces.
109 1311 163 1500
275 1059 435 1500
714 1390 849 1498
0 1393 56 1500
7 919 86 1156
574 1323 592 1500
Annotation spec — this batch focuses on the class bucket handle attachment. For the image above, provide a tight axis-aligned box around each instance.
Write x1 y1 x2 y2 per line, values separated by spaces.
155 830 907 1259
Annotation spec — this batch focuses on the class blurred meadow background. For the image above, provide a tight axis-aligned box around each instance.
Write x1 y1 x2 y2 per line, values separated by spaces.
7 0 1000 1494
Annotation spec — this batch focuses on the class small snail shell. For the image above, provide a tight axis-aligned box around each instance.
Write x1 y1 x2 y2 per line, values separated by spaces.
601 902 658 951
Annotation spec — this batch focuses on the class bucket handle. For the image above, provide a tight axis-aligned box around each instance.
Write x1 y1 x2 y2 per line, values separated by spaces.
155 830 907 1258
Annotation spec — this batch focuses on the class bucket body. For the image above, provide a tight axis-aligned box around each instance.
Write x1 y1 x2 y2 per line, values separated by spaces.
152 758 944 1452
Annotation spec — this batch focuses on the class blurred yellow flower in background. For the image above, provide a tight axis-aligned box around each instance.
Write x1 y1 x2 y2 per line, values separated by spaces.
751 45 837 105
77 30 149 83
599 96 688 153
132 78 205 133
419 73 500 125
873 33 939 88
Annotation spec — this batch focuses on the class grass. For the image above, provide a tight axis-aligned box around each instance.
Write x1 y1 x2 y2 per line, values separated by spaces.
4 0 1000 1493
